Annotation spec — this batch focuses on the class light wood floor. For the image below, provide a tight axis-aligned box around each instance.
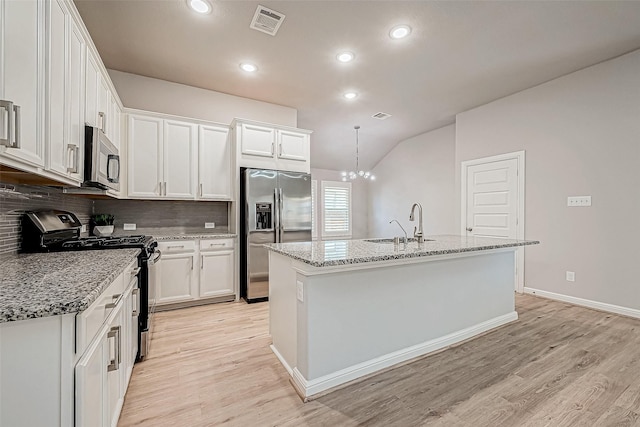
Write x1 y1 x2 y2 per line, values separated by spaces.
118 294 640 426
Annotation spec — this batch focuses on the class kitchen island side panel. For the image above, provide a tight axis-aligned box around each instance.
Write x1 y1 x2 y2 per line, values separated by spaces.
268 251 298 371
299 250 516 381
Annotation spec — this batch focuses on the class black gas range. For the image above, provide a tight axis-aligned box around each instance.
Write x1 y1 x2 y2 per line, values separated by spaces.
21 210 160 362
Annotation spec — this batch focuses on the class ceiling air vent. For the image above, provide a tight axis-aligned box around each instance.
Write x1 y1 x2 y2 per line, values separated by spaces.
372 112 392 120
250 5 286 36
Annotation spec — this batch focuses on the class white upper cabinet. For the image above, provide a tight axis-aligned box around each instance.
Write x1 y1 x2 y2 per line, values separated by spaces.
199 124 231 200
234 119 311 173
46 0 85 184
128 114 197 200
85 51 100 128
128 114 163 198
0 0 46 168
164 120 197 198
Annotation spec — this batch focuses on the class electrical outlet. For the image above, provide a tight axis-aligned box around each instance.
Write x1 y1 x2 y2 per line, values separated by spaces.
123 223 137 231
566 271 575 282
567 196 592 207
296 281 304 302
80 224 87 233
205 222 215 229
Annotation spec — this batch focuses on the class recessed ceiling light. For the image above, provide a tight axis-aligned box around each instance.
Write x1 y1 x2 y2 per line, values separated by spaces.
389 24 412 39
336 51 355 63
187 0 211 14
343 92 358 100
240 63 258 73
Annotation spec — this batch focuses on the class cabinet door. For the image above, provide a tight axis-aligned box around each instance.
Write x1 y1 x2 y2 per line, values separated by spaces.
157 253 198 305
0 0 45 167
277 130 308 162
85 51 100 127
240 123 275 158
68 17 85 183
106 304 124 427
200 250 235 298
164 120 196 199
128 115 163 198
75 332 107 427
109 94 120 150
46 0 68 176
198 125 231 200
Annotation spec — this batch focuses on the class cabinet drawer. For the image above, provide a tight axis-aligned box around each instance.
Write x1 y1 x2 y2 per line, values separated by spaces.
158 240 197 253
199 238 235 251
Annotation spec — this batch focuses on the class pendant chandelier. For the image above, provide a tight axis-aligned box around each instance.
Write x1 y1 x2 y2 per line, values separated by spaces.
341 125 375 182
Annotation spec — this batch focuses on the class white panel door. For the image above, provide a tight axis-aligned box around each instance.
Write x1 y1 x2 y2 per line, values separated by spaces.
68 17 85 183
46 0 68 176
200 250 235 298
164 120 196 199
0 0 45 167
240 123 275 158
277 129 308 162
128 115 163 198
85 51 100 127
199 124 231 200
466 158 518 238
158 253 198 305
75 323 107 427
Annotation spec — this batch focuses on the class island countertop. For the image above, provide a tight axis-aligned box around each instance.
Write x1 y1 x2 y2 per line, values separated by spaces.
265 234 539 267
0 249 140 323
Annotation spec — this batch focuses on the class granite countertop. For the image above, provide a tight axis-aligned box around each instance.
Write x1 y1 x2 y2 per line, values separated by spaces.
113 227 236 241
265 234 540 267
0 249 140 323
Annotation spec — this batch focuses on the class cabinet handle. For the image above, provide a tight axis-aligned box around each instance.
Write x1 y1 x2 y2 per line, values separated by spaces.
107 326 119 372
115 325 121 366
200 183 203 197
105 293 121 309
191 257 194 270
130 267 141 276
209 243 225 247
67 144 79 173
271 142 274 156
132 288 139 317
0 100 14 147
98 111 106 133
201 255 203 269
168 245 184 249
164 182 167 196
158 182 162 196
12 104 20 149
279 143 282 157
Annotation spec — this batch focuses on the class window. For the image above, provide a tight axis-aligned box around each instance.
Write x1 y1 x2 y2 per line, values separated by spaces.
311 180 318 240
321 181 352 238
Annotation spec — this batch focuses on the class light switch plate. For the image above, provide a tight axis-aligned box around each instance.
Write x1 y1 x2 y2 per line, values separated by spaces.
80 224 87 233
566 271 575 282
205 222 215 229
567 196 591 207
123 223 137 231
296 281 304 302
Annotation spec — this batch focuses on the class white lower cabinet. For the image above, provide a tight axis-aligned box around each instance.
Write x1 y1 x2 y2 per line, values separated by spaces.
157 239 236 307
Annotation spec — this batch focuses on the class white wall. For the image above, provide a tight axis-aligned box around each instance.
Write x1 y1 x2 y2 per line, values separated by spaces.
456 49 640 311
108 69 297 127
368 125 457 239
311 168 369 239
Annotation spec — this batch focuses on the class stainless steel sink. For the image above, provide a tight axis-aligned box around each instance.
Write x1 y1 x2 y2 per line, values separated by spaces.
364 238 433 243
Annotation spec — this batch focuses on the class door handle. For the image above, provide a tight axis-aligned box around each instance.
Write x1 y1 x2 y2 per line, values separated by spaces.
67 144 80 173
0 100 14 147
466 227 473 232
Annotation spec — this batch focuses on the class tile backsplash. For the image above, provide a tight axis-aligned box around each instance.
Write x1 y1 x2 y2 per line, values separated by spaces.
93 199 228 231
0 182 92 256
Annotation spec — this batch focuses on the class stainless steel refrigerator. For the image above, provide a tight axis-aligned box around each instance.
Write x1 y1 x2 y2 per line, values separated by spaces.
240 168 312 302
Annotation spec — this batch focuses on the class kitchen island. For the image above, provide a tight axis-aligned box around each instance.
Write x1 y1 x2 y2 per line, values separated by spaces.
266 235 539 399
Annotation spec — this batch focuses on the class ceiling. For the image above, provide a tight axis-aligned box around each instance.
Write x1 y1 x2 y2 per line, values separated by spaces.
74 1 640 171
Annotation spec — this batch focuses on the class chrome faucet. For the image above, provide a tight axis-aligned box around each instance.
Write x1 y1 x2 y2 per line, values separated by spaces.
409 203 424 243
389 219 408 249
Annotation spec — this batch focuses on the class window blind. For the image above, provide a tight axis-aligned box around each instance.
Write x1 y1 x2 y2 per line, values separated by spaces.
322 181 351 237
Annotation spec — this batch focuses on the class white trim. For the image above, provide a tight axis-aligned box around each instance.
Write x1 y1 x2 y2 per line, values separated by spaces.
270 344 293 376
524 287 640 319
290 311 518 398
460 150 526 293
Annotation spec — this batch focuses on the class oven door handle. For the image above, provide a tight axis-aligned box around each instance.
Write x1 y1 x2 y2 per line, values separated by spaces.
147 250 162 265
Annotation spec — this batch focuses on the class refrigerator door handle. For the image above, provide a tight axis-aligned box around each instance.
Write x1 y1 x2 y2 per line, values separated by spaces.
279 188 284 243
274 188 280 243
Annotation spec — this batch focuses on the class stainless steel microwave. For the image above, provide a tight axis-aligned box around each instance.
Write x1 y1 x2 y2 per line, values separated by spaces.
84 125 120 191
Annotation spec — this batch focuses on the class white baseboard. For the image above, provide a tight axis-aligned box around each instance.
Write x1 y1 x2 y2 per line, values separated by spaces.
270 344 293 376
290 311 518 398
524 287 640 319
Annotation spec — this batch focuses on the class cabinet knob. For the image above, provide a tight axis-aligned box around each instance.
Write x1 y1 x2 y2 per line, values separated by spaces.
466 227 473 232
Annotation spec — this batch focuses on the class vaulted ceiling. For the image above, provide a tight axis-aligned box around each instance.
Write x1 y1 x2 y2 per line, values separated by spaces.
74 0 640 170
